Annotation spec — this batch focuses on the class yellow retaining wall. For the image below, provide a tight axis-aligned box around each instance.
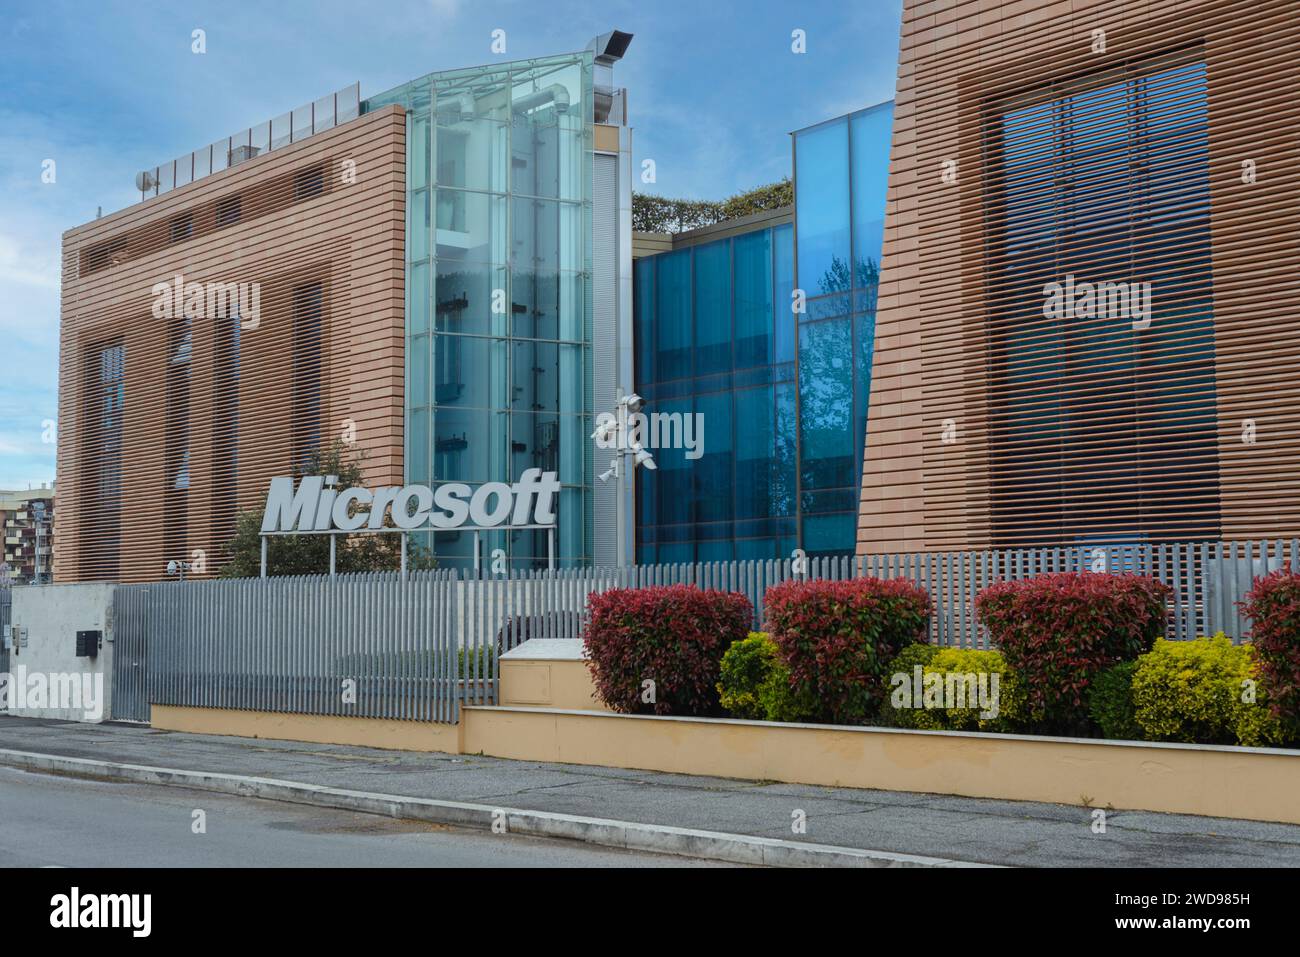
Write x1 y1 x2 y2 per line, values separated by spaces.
463 706 1300 826
151 656 1300 827
152 705 464 753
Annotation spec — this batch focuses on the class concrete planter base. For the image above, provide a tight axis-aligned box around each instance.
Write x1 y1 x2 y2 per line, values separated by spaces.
150 638 1300 827
151 699 1300 825
463 706 1300 826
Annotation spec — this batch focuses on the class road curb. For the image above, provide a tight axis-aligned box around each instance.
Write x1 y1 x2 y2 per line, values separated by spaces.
0 747 993 868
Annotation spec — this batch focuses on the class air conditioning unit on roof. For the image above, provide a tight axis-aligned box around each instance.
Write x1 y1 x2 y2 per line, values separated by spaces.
228 144 261 167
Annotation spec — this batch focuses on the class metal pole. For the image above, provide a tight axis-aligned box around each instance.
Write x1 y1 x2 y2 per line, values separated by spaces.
616 388 626 568
616 453 626 568
329 533 336 578
548 526 555 571
260 536 267 578
401 532 407 580
473 530 481 577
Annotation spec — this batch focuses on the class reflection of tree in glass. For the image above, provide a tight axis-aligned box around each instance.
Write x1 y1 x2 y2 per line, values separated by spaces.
798 320 853 481
816 256 880 296
855 256 879 291
817 256 853 295
771 387 798 518
856 257 880 313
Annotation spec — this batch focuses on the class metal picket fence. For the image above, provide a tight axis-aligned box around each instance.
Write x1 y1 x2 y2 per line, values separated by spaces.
108 538 1298 724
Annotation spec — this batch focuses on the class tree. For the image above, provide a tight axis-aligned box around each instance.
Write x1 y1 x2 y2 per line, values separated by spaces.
632 178 793 234
219 443 435 578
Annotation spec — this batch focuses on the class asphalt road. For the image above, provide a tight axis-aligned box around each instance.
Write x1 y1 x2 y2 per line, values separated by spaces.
0 766 734 868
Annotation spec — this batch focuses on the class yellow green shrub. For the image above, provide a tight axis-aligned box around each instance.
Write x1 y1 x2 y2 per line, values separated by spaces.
881 645 1025 732
1131 634 1289 747
717 632 815 722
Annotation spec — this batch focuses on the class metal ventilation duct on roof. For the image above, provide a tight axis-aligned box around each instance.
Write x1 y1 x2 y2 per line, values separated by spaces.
586 30 633 125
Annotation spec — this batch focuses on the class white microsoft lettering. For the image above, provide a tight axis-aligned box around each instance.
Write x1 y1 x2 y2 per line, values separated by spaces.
260 468 561 533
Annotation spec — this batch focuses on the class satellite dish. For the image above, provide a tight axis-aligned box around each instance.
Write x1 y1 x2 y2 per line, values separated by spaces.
135 170 156 192
166 560 178 575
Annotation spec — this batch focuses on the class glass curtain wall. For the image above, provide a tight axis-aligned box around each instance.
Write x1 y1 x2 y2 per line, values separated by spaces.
793 101 893 554
365 53 594 569
633 225 798 562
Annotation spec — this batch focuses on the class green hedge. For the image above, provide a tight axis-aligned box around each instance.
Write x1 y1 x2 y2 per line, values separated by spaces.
719 631 1294 747
1087 660 1142 740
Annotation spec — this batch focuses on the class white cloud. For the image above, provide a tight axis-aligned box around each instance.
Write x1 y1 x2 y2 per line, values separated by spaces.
0 232 59 290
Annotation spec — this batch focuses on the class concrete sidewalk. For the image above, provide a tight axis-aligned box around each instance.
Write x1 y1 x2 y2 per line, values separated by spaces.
0 715 1297 867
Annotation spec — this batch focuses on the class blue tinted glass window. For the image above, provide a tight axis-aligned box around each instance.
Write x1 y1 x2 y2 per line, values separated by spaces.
694 391 733 524
735 385 773 520
634 257 654 384
853 312 875 471
655 397 692 525
798 318 854 492
655 250 691 381
735 537 777 560
802 513 854 556
656 542 692 564
773 223 795 365
850 103 892 291
697 539 734 561
733 231 773 369
693 240 732 376
774 381 798 518
795 118 850 298
635 468 656 531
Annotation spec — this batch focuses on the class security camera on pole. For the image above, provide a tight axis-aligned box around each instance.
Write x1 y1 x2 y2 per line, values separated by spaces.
592 388 655 567
165 559 194 581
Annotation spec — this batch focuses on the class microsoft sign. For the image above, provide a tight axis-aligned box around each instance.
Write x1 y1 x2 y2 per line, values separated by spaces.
260 468 561 534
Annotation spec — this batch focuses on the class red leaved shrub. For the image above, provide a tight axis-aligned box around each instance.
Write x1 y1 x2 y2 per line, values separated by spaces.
976 572 1171 731
583 584 752 716
1242 568 1300 731
763 577 931 725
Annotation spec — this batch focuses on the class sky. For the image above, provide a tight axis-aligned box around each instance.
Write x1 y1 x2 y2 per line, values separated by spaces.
0 0 903 491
